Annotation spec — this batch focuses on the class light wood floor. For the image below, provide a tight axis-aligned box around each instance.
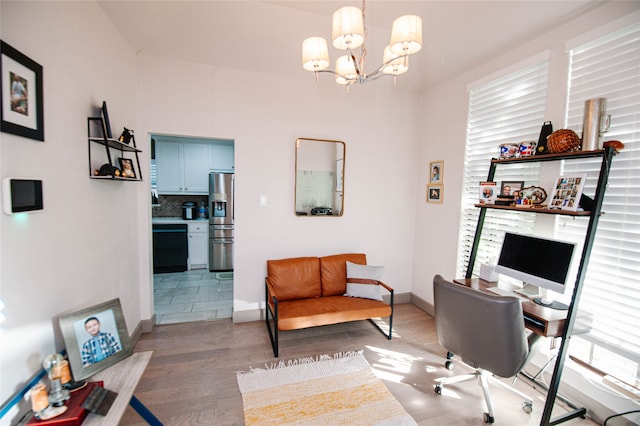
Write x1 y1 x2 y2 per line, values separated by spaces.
120 303 597 425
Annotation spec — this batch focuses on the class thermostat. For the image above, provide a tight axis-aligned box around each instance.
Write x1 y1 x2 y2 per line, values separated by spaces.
2 178 43 215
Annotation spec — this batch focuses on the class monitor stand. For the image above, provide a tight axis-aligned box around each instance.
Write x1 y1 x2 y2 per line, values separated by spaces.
513 283 540 298
533 297 569 310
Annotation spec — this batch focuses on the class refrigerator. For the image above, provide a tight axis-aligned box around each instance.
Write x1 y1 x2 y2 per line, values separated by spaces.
209 173 234 271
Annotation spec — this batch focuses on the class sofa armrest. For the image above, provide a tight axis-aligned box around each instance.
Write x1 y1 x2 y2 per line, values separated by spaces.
377 281 394 294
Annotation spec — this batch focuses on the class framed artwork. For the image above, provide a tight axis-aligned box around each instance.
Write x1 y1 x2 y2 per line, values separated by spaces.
478 181 497 204
58 298 133 381
1 40 44 141
427 184 443 204
500 180 524 197
118 157 136 179
549 175 586 211
429 160 444 184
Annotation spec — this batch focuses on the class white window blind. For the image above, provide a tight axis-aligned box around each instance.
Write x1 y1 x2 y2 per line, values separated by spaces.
456 61 549 278
558 22 640 385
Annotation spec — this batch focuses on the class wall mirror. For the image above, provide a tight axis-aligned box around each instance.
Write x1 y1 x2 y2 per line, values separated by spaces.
295 137 345 216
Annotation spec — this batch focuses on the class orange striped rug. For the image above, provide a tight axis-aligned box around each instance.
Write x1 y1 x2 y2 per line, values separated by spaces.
236 351 417 426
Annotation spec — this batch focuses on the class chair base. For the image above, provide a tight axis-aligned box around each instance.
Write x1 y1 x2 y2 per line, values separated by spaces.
434 368 533 424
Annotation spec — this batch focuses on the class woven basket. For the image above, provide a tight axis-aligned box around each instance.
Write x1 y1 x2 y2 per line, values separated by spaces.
547 129 581 153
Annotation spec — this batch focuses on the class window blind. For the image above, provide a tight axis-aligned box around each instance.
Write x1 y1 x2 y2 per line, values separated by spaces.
456 61 549 278
558 22 640 384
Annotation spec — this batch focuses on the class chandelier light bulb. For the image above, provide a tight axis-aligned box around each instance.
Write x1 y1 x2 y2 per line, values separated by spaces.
332 6 364 50
302 37 330 71
383 46 409 75
390 15 422 55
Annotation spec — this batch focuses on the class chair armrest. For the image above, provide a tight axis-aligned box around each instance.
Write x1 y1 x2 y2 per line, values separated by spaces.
265 278 278 306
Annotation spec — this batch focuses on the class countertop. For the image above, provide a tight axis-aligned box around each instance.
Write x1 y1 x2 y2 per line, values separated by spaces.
152 217 209 225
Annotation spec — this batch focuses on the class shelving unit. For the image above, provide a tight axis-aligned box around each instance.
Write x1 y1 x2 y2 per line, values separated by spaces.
87 116 143 181
465 146 617 425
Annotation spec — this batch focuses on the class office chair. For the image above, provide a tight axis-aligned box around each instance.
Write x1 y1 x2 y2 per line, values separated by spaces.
432 275 534 424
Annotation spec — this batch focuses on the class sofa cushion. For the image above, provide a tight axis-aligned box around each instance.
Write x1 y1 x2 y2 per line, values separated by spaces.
267 257 321 301
319 253 367 296
345 261 384 301
276 296 392 331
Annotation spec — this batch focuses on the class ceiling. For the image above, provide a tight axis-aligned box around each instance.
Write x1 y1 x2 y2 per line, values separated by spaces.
97 0 603 93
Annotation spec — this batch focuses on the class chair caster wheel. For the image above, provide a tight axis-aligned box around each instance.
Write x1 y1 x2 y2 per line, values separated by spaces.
522 401 533 414
434 384 442 395
445 360 454 370
483 413 495 423
446 351 454 360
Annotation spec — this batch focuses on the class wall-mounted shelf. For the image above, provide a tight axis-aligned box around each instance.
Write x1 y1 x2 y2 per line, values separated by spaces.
473 204 593 216
87 117 142 181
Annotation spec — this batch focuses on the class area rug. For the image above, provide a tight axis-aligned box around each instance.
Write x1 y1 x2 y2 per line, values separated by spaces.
236 351 417 426
215 271 233 280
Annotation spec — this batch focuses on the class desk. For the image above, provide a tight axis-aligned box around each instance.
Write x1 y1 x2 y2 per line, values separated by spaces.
453 278 567 337
84 351 160 425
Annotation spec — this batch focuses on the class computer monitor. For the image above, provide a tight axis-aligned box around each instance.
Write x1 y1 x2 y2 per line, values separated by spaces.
494 232 576 310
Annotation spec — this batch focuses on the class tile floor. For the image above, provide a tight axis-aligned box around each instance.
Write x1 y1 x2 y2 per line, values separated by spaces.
153 269 233 325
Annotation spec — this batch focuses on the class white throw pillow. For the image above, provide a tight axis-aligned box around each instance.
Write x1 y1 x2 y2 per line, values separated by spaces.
345 261 384 301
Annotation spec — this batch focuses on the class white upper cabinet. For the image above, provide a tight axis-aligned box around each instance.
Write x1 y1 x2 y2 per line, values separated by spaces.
156 139 234 195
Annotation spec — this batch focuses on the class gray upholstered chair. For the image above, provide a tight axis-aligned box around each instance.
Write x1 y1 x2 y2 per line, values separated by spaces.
432 274 534 424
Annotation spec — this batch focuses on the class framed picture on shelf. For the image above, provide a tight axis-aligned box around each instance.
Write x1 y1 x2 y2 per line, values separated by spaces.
118 157 136 179
1 40 44 141
58 298 133 381
478 181 497 204
427 184 443 204
549 175 586 211
500 180 524 197
429 160 443 184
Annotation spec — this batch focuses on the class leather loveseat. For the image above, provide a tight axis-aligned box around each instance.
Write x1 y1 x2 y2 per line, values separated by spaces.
265 253 394 357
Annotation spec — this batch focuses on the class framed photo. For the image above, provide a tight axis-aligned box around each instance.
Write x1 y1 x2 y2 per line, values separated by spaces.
427 184 443 204
429 160 444 184
58 298 132 381
549 175 586 211
118 157 136 179
478 181 497 204
1 40 44 141
500 180 524 197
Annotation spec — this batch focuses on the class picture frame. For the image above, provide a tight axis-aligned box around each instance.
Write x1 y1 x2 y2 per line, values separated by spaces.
478 181 497 204
549 174 586 211
1 40 44 141
500 180 524 197
118 157 136 179
429 160 444 184
101 101 112 139
58 298 132 381
427 184 443 204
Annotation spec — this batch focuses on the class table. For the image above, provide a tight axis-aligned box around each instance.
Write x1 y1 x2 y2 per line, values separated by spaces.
84 351 160 425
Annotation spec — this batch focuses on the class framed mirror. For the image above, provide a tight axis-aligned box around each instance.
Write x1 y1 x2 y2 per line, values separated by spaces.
295 137 345 216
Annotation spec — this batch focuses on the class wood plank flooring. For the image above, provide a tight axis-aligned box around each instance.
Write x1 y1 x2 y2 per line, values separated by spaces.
120 303 597 425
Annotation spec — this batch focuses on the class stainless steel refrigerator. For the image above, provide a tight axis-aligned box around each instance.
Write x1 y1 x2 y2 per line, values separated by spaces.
209 173 234 271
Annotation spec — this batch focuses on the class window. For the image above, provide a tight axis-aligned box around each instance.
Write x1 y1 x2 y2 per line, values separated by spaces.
456 60 549 278
558 22 640 386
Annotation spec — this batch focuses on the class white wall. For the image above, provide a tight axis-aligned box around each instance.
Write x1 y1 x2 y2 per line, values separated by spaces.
136 56 421 320
0 1 142 422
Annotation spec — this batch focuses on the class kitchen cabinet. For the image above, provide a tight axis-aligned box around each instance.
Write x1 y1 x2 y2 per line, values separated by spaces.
187 222 208 270
156 141 209 194
209 142 234 172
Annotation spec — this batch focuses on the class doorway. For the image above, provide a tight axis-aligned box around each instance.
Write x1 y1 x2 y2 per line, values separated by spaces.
149 133 235 324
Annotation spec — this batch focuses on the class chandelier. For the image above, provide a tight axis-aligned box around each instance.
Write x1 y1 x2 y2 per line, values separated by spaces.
302 1 422 89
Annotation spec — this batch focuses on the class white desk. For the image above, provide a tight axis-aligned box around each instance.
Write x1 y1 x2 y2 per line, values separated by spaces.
84 351 159 425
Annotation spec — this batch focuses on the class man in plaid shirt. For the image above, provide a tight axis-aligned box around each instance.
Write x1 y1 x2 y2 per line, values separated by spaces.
81 316 121 366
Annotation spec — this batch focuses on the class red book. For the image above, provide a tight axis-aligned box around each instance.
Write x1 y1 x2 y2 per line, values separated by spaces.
26 381 103 426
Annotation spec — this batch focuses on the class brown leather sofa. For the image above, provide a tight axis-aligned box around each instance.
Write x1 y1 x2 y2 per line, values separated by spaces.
265 253 394 357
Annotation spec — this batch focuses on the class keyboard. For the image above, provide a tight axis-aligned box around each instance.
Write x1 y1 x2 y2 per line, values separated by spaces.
83 385 118 416
486 286 514 297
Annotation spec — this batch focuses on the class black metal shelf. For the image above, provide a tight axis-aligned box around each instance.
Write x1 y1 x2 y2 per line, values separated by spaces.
466 145 616 426
87 116 143 181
